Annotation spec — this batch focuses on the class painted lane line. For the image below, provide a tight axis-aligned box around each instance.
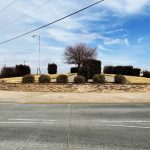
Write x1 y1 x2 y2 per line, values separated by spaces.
9 119 55 122
109 125 150 129
41 119 55 122
100 120 150 123
9 119 39 121
0 121 54 124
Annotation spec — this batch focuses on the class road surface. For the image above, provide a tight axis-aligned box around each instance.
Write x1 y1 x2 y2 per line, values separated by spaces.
0 104 150 150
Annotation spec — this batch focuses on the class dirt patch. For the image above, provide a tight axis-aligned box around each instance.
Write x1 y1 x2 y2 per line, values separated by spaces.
0 83 150 93
0 91 150 104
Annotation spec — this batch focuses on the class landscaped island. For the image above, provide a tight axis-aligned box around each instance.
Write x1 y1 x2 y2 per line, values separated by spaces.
0 43 150 93
0 73 150 93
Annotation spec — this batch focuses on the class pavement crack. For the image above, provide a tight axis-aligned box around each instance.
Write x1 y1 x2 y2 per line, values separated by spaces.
67 104 72 150
18 126 41 150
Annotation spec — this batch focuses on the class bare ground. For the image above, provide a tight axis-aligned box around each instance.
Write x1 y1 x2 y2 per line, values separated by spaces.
0 91 150 104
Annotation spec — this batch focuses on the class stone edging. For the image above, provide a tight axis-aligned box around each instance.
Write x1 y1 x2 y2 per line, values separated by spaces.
0 83 150 93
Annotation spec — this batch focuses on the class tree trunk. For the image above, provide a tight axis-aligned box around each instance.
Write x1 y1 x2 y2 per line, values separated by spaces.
77 64 81 74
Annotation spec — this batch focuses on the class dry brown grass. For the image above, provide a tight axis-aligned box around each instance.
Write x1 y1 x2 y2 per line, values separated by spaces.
125 76 150 84
1 73 150 84
0 73 75 83
105 74 150 84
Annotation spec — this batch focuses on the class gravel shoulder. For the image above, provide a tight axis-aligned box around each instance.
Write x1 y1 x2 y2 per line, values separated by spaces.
0 91 150 104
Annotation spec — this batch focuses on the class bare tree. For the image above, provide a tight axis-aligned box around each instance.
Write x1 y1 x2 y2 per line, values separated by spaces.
63 43 97 69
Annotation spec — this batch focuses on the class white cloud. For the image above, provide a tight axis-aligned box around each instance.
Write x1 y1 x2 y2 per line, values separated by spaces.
47 28 99 44
104 37 130 46
106 29 124 34
102 0 150 15
0 0 149 73
98 44 113 52
104 38 122 45
124 38 130 46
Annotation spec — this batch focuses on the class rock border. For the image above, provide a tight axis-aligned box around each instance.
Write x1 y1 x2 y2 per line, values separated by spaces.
0 83 150 93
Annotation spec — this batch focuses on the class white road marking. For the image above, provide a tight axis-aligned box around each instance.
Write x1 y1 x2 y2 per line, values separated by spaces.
100 120 150 123
9 119 39 121
0 121 54 124
9 119 55 122
42 119 55 122
0 119 56 124
109 125 150 129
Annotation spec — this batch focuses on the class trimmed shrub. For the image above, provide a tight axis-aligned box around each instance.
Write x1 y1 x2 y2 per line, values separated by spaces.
39 75 51 83
48 63 57 74
143 71 150 78
0 67 16 78
103 66 114 74
93 74 105 83
22 74 35 84
78 66 90 82
74 75 85 84
56 74 68 83
15 64 31 77
103 65 141 76
77 59 101 81
70 67 78 73
82 59 101 79
131 68 141 76
0 65 31 78
114 66 124 74
122 66 133 75
104 65 134 75
114 74 126 84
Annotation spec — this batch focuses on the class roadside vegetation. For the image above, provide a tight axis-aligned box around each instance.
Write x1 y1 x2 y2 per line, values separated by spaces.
1 73 150 84
0 43 150 84
74 75 85 84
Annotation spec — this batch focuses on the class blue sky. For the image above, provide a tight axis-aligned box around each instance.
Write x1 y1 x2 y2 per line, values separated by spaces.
0 0 150 73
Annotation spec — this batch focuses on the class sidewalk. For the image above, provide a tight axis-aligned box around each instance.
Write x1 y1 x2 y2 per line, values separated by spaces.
0 91 150 104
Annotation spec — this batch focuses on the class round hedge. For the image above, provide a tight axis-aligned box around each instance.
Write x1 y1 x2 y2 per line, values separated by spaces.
74 75 85 84
39 75 51 83
93 74 105 83
22 74 35 84
56 74 68 83
114 74 126 84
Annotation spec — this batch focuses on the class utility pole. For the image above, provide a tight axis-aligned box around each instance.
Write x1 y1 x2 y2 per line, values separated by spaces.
32 34 41 75
23 60 26 65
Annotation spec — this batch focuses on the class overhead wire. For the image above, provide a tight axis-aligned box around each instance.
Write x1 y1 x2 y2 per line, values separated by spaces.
0 0 104 45
0 0 53 31
0 0 18 14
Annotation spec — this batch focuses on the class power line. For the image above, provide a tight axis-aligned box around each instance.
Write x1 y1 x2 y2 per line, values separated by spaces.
0 0 104 45
0 0 53 31
0 0 18 14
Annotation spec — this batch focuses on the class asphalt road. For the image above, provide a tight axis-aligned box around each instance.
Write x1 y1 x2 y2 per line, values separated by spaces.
0 104 150 150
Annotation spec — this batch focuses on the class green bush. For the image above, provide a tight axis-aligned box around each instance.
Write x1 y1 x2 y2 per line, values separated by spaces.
70 67 78 73
103 65 141 76
22 74 35 84
0 67 16 78
143 71 150 78
56 74 68 83
78 67 90 82
74 75 85 84
93 74 105 83
39 75 51 83
114 74 126 84
0 65 31 78
15 64 31 77
82 59 101 79
48 63 57 74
